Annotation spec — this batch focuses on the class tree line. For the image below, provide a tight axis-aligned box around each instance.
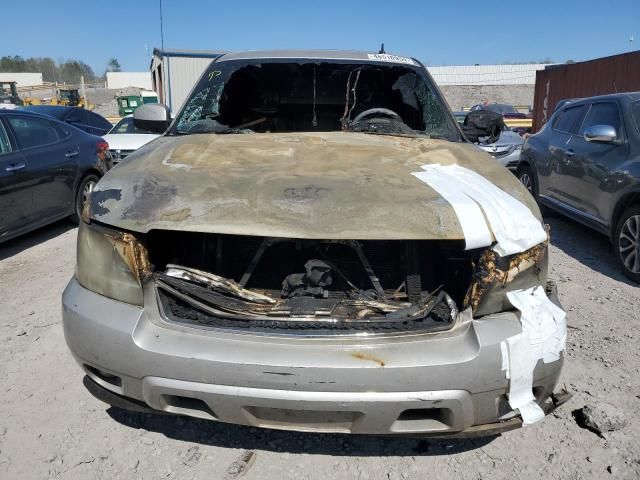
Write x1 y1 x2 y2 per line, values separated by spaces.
0 56 122 85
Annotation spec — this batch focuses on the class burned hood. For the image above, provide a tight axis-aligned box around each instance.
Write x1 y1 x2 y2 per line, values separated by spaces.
90 132 539 240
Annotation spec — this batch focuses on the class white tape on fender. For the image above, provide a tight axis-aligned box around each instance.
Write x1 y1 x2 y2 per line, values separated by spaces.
502 286 567 425
411 170 492 249
412 164 547 255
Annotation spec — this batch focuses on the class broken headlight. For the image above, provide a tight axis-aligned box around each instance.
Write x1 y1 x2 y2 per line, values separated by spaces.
466 242 549 317
75 221 150 306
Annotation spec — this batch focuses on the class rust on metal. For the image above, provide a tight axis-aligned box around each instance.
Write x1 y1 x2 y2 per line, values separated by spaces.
351 352 386 367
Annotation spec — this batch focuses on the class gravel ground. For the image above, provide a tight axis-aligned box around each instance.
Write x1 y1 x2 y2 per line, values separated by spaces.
1 215 639 479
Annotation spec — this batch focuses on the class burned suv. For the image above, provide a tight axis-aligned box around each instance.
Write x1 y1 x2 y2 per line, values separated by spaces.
62 50 567 436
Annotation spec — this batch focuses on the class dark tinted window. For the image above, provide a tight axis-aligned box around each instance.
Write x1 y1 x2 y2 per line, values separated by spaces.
66 108 86 124
579 102 621 135
553 105 586 134
87 111 112 130
8 115 60 149
632 101 640 133
0 121 12 154
53 122 72 139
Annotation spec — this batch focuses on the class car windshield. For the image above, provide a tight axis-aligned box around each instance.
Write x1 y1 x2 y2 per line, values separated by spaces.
109 116 153 134
172 58 460 140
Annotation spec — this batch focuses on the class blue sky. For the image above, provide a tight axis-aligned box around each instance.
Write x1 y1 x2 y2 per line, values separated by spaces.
2 0 638 73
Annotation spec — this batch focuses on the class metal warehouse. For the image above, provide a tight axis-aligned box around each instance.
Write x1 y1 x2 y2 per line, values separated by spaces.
150 48 224 113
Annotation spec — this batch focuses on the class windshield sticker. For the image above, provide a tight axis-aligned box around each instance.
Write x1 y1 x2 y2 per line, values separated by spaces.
208 70 222 81
367 54 415 65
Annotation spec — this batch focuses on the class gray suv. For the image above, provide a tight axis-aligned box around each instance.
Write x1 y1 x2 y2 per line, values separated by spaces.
517 92 640 282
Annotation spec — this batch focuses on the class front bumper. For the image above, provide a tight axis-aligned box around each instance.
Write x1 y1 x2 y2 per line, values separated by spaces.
62 278 565 436
479 148 521 171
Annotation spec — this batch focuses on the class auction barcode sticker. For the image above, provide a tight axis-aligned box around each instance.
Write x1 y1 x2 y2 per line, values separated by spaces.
367 54 415 65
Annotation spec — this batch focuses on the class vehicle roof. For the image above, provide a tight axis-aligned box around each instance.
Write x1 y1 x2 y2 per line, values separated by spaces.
21 105 74 116
216 49 418 63
0 107 69 118
564 91 640 105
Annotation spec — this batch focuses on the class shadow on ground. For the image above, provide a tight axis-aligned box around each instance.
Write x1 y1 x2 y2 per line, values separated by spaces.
107 407 496 456
0 219 74 261
545 214 633 285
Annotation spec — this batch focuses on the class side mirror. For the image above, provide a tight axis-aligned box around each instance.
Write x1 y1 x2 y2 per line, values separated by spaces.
133 104 171 134
584 124 617 143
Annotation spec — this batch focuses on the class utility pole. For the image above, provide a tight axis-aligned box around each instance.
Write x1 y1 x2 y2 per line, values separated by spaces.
80 75 87 108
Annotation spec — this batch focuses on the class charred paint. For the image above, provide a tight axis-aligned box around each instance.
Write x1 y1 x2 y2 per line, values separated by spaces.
90 188 122 216
121 175 178 220
88 132 540 240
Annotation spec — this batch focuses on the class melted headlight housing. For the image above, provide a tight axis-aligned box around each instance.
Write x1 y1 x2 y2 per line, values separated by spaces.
75 220 150 306
465 240 549 317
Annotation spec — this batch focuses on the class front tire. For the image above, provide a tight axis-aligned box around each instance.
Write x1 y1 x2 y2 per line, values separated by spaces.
517 164 536 196
517 164 552 217
71 173 99 224
614 206 640 283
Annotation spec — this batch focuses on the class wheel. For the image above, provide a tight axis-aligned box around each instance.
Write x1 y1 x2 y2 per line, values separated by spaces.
614 206 640 283
71 173 99 224
517 164 553 217
517 164 536 195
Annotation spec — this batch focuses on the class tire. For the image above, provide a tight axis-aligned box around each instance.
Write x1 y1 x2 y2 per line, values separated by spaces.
517 164 537 196
71 173 99 224
613 206 640 283
517 164 552 217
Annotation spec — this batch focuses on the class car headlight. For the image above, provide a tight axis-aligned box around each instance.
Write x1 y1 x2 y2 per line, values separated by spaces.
465 240 549 317
75 221 150 306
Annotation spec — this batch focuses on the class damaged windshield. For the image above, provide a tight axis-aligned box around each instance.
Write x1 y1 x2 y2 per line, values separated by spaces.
173 58 460 140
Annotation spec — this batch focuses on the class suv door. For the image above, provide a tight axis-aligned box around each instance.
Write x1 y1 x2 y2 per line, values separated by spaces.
566 101 627 224
0 118 31 240
541 104 587 205
6 114 78 221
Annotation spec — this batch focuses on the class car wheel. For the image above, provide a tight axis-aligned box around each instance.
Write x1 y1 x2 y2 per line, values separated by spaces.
71 173 99 224
517 164 552 217
517 164 536 195
614 206 640 283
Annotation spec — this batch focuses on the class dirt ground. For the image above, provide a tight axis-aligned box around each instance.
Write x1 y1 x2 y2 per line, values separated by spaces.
1 215 639 480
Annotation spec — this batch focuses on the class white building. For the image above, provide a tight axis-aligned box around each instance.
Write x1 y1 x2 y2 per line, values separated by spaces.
150 48 224 113
106 72 152 90
426 64 551 86
0 72 43 87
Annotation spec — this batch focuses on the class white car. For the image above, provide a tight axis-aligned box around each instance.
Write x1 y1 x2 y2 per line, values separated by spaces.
103 115 160 163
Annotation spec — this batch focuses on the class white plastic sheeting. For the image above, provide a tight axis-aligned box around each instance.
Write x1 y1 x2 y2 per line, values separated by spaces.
502 286 567 425
412 164 547 255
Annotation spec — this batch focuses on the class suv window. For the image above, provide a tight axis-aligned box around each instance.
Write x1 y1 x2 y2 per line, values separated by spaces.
8 115 60 149
553 105 586 134
0 121 12 154
633 101 640 133
579 102 621 135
